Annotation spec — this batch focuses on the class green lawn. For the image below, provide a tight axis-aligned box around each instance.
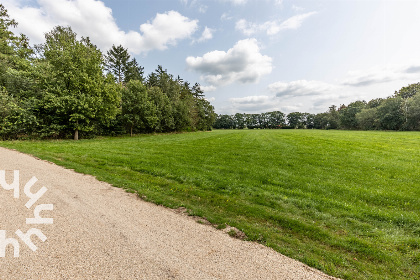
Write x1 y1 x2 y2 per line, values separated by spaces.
1 130 419 279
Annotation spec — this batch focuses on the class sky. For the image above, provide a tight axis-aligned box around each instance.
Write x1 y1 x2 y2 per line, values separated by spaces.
4 0 420 114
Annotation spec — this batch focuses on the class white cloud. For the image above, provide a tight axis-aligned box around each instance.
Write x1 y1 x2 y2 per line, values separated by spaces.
236 12 316 36
186 38 272 88
227 94 311 114
221 12 233 21
224 0 248 5
181 0 208 14
5 0 198 54
274 0 284 6
202 85 217 92
235 19 258 36
276 12 317 31
138 11 198 52
405 65 420 73
342 65 420 87
229 95 276 112
292 5 304 12
230 95 271 104
264 63 420 114
195 26 215 43
268 80 336 97
198 5 208 13
205 96 216 102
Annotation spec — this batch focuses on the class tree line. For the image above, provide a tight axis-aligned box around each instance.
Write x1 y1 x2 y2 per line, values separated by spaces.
214 84 420 131
0 4 215 140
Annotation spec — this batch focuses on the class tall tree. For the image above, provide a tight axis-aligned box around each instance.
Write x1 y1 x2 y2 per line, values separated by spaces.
195 98 216 131
148 86 175 132
122 80 157 136
0 4 17 56
313 112 330 129
287 112 304 129
267 111 285 128
376 97 404 130
394 83 420 99
356 108 378 130
124 57 144 83
234 113 245 129
339 100 366 129
191 82 204 97
406 94 420 130
0 4 34 98
105 44 130 84
38 26 121 140
326 105 339 129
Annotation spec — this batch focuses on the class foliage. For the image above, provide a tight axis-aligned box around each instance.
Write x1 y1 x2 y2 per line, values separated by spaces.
216 82 420 132
36 26 121 140
338 100 366 129
356 107 378 130
405 94 420 130
287 112 305 129
0 4 215 140
122 80 157 135
105 44 130 84
104 44 144 84
376 97 404 130
394 82 420 99
124 57 144 83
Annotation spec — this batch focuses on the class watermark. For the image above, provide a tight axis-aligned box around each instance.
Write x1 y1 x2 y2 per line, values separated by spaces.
0 170 53 257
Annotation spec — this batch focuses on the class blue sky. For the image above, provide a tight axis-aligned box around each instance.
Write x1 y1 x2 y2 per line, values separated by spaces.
4 0 420 114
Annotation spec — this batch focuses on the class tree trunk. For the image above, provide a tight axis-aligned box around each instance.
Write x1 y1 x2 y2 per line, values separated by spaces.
74 129 79 141
130 126 133 137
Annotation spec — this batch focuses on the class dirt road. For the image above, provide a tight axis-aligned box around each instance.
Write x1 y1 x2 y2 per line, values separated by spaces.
0 147 338 279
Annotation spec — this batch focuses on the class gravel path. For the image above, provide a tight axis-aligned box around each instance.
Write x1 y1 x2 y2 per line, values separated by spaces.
0 147 339 280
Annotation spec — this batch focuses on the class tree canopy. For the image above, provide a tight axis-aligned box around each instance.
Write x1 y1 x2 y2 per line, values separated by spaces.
0 4 216 140
214 83 420 131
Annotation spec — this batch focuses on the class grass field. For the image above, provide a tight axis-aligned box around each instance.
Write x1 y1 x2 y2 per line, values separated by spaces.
1 129 419 279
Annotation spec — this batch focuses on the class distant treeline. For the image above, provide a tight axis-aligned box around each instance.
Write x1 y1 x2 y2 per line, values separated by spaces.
215 83 420 131
0 4 215 140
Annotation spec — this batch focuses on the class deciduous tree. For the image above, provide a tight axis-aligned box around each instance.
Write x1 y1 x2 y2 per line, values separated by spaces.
38 26 121 140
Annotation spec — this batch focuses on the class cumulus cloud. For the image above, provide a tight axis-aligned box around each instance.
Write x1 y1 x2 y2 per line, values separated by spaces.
236 12 316 36
235 19 259 36
201 85 217 92
274 0 284 6
227 94 311 114
292 5 304 12
138 11 198 52
229 95 276 112
341 65 420 87
221 13 233 21
230 62 420 115
224 0 248 5
195 26 215 43
230 95 271 104
181 0 208 14
278 12 317 30
186 38 272 88
198 5 208 13
268 80 336 97
405 65 420 73
5 0 198 54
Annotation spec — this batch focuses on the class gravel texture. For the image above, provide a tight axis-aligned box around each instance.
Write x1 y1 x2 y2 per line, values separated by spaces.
0 147 339 280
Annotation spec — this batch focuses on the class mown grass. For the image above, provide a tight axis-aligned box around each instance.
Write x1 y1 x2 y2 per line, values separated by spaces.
1 130 419 279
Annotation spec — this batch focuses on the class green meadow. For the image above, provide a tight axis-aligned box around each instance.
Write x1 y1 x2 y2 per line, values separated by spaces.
1 130 419 279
